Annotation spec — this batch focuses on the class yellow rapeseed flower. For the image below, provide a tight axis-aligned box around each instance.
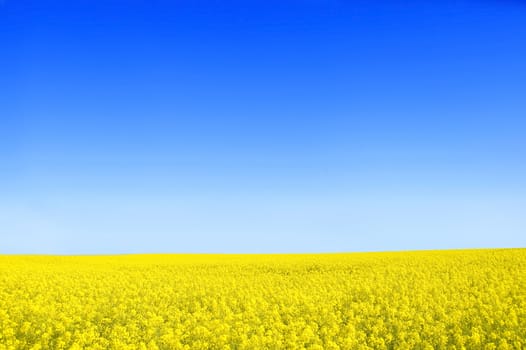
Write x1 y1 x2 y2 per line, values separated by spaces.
0 249 524 349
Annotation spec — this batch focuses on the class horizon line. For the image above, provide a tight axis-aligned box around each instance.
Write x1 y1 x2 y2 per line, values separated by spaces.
1 247 524 257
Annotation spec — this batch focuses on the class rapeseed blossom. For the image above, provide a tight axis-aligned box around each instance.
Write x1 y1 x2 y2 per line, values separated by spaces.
0 249 524 349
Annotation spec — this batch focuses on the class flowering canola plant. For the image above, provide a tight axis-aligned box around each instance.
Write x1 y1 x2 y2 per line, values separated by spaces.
0 249 525 349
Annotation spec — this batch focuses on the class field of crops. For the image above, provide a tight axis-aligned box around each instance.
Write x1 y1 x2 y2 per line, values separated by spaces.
0 249 525 349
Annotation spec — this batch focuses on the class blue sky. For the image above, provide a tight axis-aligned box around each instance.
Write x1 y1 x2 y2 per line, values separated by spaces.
2 0 526 254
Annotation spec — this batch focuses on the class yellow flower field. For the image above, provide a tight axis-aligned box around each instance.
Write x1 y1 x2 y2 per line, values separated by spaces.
0 249 524 350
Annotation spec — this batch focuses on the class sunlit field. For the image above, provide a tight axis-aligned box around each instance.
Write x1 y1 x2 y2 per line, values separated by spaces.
0 249 524 349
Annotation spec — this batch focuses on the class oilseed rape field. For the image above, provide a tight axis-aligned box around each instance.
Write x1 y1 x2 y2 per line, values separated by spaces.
1 249 525 350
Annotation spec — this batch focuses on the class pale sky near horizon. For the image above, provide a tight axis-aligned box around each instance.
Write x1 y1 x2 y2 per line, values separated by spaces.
2 0 526 254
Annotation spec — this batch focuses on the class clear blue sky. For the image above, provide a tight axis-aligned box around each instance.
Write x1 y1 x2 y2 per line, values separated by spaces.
2 0 525 254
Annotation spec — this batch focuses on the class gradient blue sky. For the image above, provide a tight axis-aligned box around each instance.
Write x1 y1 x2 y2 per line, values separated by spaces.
2 0 526 254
